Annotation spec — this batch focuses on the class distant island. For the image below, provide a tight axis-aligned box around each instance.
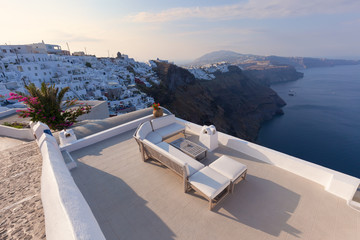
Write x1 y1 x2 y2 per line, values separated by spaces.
188 50 360 69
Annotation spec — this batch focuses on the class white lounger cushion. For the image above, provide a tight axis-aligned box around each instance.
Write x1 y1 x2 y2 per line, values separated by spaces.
155 123 185 139
151 114 176 130
136 122 153 140
151 115 185 139
209 155 247 181
189 167 230 199
143 139 187 167
145 132 162 144
156 142 204 177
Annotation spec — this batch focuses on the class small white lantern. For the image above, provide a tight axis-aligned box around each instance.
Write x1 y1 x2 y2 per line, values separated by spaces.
199 125 218 152
59 129 77 147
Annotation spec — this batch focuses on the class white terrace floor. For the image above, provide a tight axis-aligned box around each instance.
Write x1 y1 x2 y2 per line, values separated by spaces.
70 130 360 240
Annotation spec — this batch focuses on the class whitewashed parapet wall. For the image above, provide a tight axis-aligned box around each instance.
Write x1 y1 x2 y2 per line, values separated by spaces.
180 118 360 204
60 114 153 152
32 122 105 240
0 124 34 140
76 100 109 121
0 108 34 140
0 108 16 118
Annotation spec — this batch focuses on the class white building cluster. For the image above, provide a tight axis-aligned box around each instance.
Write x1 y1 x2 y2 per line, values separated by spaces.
186 62 230 80
0 42 159 115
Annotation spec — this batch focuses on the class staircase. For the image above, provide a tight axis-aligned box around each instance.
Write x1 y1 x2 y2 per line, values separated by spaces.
349 185 360 212
0 140 46 239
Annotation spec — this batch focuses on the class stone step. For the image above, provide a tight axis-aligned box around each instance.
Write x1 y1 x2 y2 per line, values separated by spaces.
0 142 40 169
61 150 77 170
352 185 360 203
0 142 38 158
3 141 38 153
0 154 42 181
0 167 42 210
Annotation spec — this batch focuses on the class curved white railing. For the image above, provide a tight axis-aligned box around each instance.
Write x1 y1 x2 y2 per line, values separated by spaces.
180 118 360 204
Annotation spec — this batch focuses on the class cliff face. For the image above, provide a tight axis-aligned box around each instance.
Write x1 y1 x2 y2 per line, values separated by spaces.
141 62 286 141
243 65 304 86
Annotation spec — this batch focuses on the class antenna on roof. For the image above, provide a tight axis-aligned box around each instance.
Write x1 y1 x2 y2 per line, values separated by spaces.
66 42 71 54
84 47 87 55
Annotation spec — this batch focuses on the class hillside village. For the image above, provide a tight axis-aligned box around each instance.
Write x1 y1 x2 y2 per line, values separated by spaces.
0 42 308 117
0 42 160 116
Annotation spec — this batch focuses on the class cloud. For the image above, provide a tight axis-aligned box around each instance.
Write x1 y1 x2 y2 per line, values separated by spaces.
67 36 102 42
174 27 263 37
127 0 360 23
342 18 360 25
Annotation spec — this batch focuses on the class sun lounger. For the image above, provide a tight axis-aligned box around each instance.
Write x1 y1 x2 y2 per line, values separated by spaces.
133 120 233 210
209 155 247 193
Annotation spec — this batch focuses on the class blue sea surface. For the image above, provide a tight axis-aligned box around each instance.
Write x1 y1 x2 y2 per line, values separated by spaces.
256 64 360 178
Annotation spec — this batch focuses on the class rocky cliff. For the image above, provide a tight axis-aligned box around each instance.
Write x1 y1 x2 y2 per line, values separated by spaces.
139 61 286 141
243 65 304 86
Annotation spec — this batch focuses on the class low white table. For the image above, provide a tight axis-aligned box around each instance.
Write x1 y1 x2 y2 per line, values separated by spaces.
170 138 207 161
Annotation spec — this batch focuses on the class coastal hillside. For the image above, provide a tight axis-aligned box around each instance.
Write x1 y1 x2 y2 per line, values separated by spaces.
138 61 285 141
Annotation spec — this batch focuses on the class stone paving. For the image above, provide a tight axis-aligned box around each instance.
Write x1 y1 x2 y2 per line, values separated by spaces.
0 140 45 240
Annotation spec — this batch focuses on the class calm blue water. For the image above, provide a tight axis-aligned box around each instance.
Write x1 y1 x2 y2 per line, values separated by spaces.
256 65 360 178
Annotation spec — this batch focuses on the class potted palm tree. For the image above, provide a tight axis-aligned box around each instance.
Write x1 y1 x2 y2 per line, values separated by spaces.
7 82 91 130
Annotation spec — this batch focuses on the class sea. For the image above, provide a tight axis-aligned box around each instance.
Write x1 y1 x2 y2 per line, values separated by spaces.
256 64 360 178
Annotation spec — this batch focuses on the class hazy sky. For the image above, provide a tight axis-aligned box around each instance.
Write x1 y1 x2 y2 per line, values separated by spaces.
1 0 359 63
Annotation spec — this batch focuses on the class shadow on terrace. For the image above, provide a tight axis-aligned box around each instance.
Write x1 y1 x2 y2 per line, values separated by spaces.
70 130 302 239
71 161 176 240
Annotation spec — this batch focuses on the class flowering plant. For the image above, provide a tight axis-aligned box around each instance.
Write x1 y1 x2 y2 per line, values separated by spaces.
152 102 160 110
7 82 91 130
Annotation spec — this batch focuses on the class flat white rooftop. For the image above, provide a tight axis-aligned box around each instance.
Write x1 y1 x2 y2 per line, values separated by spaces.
70 130 360 240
